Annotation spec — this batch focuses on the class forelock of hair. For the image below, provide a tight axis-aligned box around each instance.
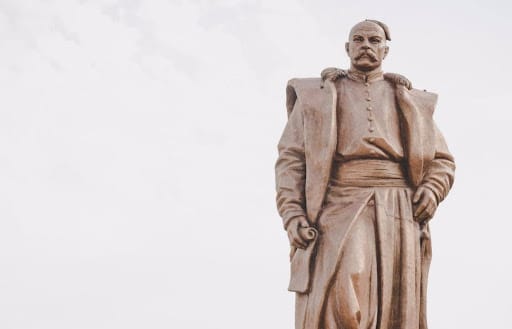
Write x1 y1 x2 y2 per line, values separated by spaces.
364 19 391 41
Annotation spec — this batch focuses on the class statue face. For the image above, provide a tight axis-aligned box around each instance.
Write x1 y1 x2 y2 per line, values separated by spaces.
345 21 389 72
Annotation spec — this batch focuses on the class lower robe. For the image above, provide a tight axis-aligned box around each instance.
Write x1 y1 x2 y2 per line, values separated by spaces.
295 160 431 329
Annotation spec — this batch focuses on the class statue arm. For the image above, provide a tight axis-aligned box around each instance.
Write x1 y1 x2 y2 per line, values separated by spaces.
421 123 456 204
275 97 307 229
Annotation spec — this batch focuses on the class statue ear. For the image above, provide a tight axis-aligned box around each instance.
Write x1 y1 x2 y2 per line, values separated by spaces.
345 42 349 54
383 46 389 59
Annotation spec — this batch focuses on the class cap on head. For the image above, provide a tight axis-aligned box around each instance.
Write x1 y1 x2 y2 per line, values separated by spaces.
349 19 391 41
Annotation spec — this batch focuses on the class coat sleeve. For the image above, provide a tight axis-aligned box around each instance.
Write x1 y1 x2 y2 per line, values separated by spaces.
275 95 307 229
420 123 455 204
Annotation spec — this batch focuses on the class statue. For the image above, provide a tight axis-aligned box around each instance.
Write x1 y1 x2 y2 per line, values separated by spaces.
275 19 455 329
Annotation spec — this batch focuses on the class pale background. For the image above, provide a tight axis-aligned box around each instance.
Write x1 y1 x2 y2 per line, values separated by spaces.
0 0 511 328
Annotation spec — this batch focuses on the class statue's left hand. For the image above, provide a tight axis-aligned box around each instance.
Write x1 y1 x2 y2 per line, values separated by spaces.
413 186 438 223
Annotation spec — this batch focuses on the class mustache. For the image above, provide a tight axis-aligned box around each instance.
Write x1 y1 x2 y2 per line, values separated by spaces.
355 51 378 61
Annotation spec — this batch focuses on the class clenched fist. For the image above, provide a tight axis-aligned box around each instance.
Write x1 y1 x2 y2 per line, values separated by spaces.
286 216 310 249
413 186 438 223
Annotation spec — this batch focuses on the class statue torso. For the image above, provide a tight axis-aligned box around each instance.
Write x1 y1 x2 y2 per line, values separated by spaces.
335 72 404 162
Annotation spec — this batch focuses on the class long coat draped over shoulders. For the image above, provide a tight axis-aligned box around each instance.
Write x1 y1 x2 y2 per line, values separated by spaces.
276 77 455 227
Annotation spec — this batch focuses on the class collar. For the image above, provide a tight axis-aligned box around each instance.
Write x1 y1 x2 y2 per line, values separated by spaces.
347 69 384 83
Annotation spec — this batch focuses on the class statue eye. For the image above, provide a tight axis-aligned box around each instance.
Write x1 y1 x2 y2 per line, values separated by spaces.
370 38 381 44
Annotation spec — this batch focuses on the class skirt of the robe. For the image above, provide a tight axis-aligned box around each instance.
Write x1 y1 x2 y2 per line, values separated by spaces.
295 186 432 329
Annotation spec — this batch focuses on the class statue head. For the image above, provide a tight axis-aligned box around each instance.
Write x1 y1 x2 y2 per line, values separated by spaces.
345 20 390 72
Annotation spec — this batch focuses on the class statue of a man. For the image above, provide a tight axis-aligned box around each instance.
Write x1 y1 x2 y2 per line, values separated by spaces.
275 20 455 329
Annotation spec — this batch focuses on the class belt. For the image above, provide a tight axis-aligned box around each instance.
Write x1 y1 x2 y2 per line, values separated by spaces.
332 159 410 187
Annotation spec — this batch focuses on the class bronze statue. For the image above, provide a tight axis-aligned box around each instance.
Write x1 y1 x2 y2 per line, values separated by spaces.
275 19 455 329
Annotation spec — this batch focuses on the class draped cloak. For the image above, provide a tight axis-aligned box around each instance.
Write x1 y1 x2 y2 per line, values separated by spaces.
275 75 455 329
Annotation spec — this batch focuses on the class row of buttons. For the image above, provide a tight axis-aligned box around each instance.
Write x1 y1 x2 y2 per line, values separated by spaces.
365 83 375 133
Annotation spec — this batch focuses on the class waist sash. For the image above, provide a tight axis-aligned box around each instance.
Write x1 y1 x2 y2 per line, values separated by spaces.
332 159 410 187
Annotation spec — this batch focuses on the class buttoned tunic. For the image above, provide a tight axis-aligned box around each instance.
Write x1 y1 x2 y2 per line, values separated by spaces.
336 71 404 162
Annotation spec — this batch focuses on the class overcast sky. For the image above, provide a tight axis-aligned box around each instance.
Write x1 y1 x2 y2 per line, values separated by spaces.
1 0 511 328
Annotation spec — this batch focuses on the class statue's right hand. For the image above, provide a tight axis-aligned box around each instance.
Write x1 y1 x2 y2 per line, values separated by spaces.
286 216 310 249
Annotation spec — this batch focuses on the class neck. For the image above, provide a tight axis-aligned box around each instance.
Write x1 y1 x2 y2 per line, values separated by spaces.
347 66 384 83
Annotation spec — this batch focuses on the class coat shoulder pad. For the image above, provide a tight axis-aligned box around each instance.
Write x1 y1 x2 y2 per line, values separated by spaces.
383 72 413 89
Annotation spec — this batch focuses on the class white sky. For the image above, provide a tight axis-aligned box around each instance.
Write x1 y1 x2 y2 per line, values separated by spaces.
0 0 511 328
